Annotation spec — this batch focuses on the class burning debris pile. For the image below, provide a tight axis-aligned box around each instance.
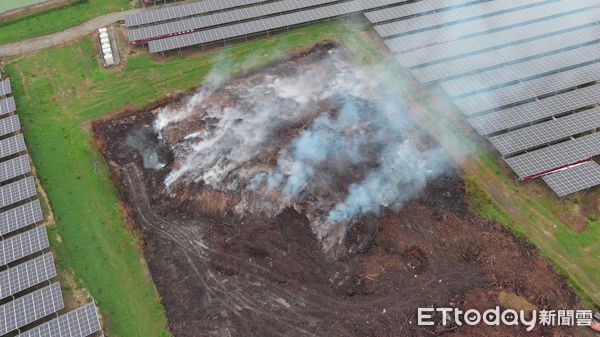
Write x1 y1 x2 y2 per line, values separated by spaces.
148 42 449 249
95 42 582 337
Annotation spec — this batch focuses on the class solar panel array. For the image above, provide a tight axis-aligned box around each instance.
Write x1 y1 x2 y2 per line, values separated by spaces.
367 0 600 196
0 134 26 161
0 154 32 184
0 115 21 137
0 253 56 300
0 200 43 237
543 162 600 197
0 176 37 209
0 79 11 97
128 0 341 42
0 226 49 266
18 303 102 337
126 0 420 53
125 0 270 27
0 77 101 337
0 283 63 335
489 108 600 156
0 96 16 116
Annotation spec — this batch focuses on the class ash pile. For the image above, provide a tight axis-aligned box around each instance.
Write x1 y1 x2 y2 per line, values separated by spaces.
140 41 447 253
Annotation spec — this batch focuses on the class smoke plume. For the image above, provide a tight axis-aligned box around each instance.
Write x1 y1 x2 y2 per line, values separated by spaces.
154 46 451 249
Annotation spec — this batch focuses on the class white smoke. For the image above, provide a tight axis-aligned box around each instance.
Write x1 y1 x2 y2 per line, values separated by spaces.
154 46 451 249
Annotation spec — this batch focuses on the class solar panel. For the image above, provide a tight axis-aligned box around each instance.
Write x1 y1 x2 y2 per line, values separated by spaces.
393 8 600 68
411 25 599 83
469 83 600 135
376 0 552 36
0 115 21 138
0 176 37 209
0 96 16 116
489 108 600 156
440 43 600 97
381 0 598 53
365 0 481 23
125 0 270 27
0 200 43 237
453 61 600 115
0 226 49 266
127 0 339 42
0 253 56 300
0 134 26 161
543 161 600 197
0 79 11 97
505 131 600 179
18 303 102 337
0 154 31 184
0 282 63 335
148 0 403 53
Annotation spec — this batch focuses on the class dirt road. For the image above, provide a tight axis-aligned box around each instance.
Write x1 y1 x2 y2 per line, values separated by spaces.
0 9 140 56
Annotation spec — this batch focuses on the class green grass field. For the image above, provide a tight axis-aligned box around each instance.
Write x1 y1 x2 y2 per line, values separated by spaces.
5 20 381 336
0 0 48 14
0 0 129 45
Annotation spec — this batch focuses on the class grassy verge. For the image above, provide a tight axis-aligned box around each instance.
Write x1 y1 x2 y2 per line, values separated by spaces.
0 0 129 45
5 20 377 336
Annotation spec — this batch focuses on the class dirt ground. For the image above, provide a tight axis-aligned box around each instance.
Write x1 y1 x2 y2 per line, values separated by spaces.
94 43 588 337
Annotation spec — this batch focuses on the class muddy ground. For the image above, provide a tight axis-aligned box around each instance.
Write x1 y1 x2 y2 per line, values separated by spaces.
94 43 587 337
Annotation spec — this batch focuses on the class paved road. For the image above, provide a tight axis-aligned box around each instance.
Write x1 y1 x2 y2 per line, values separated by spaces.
0 9 140 56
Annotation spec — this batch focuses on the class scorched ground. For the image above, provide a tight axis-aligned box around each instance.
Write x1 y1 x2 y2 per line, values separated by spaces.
94 42 584 337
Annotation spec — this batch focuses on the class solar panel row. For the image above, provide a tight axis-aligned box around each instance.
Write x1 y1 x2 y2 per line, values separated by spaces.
148 0 404 53
0 253 56 300
453 61 600 115
543 161 600 197
19 303 101 337
470 83 600 135
0 96 16 116
412 25 599 83
0 226 49 266
365 0 482 23
0 199 43 237
0 115 21 138
390 8 600 68
128 0 338 42
381 0 598 53
0 79 11 97
506 132 600 179
375 0 553 37
440 43 600 97
0 154 31 184
0 176 37 209
489 107 600 156
0 134 26 161
0 282 63 335
125 0 270 27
